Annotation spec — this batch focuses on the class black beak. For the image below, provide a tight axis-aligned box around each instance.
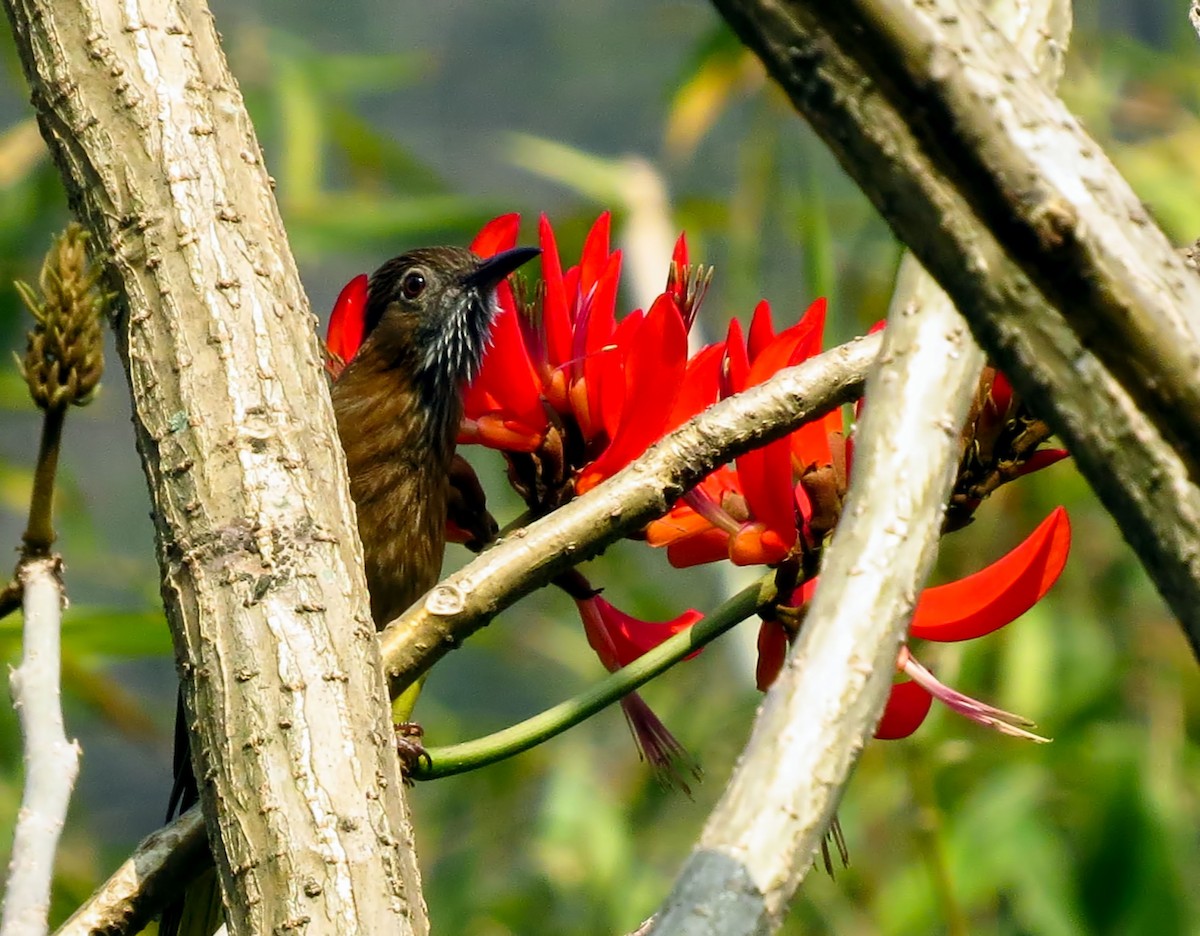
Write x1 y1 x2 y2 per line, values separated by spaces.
466 246 541 292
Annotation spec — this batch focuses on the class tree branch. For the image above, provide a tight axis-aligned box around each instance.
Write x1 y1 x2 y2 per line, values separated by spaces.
647 226 986 936
1 559 81 936
821 0 1200 475
378 331 882 692
53 809 207 936
1 0 427 932
709 0 1200 659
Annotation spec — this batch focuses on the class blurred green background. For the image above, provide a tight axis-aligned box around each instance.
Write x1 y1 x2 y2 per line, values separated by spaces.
1 1 1198 933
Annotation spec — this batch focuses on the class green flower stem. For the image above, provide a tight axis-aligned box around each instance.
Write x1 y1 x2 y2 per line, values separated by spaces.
22 404 66 559
412 573 776 780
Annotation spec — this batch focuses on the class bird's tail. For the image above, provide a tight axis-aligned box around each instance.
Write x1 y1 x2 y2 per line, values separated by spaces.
160 689 226 936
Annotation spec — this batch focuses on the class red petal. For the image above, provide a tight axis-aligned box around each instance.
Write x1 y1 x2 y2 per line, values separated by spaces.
578 294 688 493
579 211 613 295
581 251 622 433
645 508 713 547
747 300 775 362
540 214 573 366
578 595 701 671
470 213 520 258
911 507 1071 641
595 310 642 444
755 620 789 691
327 274 369 364
729 524 790 565
468 303 546 432
722 318 749 398
672 231 689 269
874 680 933 739
666 342 725 432
666 530 732 568
667 232 689 307
989 370 1014 416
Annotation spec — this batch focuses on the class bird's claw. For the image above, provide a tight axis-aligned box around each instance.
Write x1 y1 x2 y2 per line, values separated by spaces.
394 722 431 784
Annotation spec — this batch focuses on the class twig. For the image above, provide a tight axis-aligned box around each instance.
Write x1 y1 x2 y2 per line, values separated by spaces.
52 808 208 936
378 331 883 694
413 577 771 779
1 558 81 936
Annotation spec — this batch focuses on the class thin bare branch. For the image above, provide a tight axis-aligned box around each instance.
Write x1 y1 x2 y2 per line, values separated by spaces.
53 809 207 936
1 558 80 936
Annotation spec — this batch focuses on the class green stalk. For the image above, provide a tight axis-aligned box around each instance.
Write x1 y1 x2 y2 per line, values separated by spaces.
22 404 67 558
413 574 775 780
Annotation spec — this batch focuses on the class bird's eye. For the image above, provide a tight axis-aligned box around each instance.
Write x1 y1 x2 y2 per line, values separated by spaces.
400 270 427 300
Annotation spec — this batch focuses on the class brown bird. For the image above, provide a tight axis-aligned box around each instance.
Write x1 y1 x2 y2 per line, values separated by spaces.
162 243 539 936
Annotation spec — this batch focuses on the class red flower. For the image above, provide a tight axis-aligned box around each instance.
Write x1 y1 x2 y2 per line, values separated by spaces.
461 213 708 501
756 508 1072 739
576 595 703 791
645 299 842 567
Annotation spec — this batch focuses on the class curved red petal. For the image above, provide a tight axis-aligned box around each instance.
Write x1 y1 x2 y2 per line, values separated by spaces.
327 274 370 365
579 294 687 492
581 251 623 431
722 318 749 398
874 680 933 739
911 506 1071 641
755 620 789 691
667 232 690 307
729 524 791 565
666 529 731 568
595 310 642 444
579 595 702 670
579 211 613 295
539 214 573 366
645 508 713 547
470 213 521 258
736 437 797 549
666 342 725 432
747 300 775 361
468 303 546 431
672 231 689 269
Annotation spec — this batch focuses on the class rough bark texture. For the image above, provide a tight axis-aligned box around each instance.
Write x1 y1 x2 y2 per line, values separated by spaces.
709 0 1200 659
1 1 427 933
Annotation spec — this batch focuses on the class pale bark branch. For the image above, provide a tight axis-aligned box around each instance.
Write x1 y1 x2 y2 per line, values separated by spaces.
1 559 81 936
822 0 1200 474
709 0 1200 659
378 332 883 691
645 5 1070 930
54 809 207 936
648 243 985 936
1 0 426 932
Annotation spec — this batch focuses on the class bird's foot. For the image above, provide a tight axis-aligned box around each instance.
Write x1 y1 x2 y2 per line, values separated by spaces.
394 722 431 784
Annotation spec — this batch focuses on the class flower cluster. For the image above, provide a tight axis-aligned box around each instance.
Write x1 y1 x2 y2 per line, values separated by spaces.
326 211 1071 761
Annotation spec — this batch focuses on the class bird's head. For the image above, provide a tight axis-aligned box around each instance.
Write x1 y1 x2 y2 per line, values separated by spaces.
356 244 539 434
